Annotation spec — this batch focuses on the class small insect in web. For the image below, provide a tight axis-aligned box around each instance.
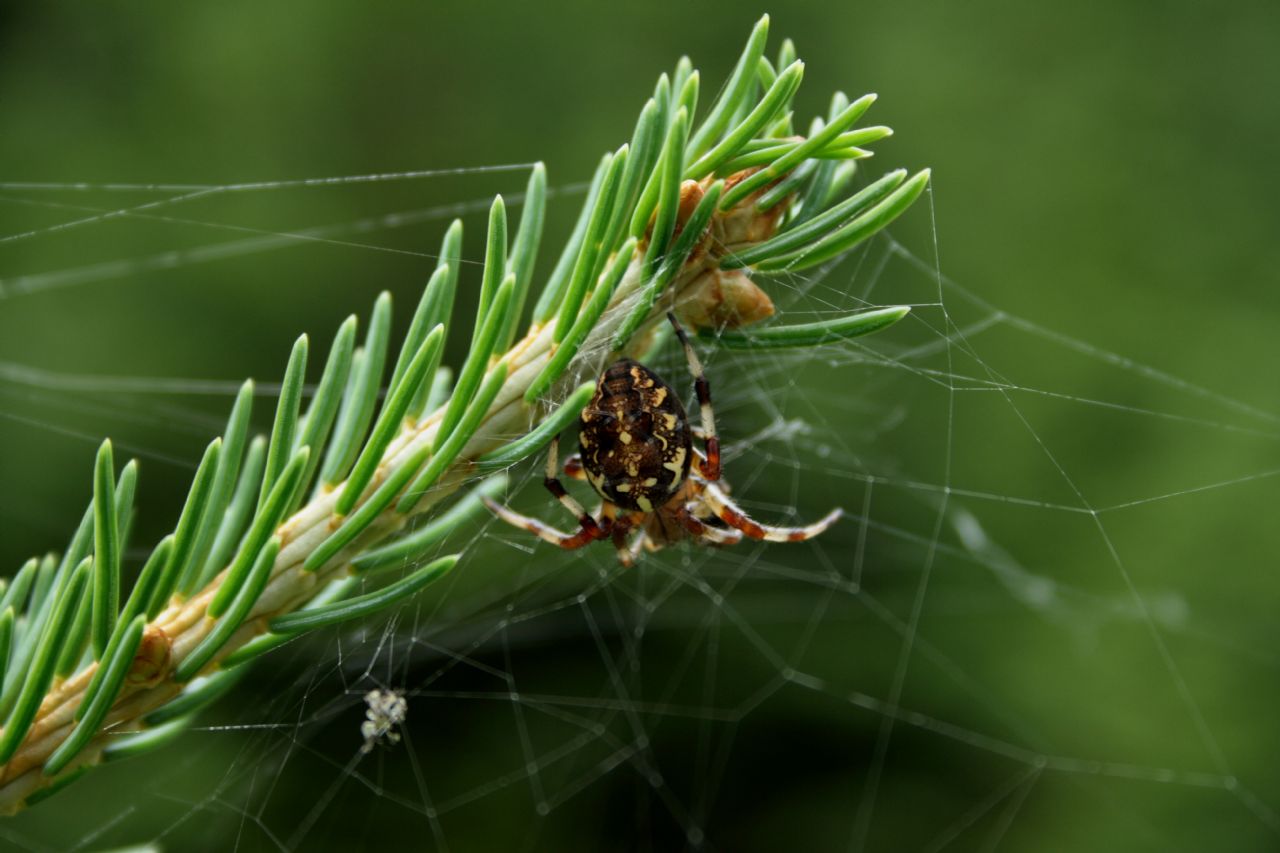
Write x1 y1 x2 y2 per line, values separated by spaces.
486 314 842 565
360 688 408 754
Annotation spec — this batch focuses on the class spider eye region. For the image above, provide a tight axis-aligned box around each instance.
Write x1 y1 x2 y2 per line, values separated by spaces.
579 359 692 512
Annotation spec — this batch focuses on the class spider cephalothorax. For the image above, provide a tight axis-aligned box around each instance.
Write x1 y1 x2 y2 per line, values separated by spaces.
486 314 841 565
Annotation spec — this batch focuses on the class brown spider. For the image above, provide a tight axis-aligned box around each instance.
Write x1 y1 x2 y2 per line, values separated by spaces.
485 314 842 565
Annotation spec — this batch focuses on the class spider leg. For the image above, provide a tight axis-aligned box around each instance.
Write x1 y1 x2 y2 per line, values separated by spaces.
483 499 606 549
699 480 842 542
675 504 743 545
481 436 608 550
562 453 586 481
543 435 602 537
630 528 654 561
667 313 720 481
609 513 640 567
690 449 728 492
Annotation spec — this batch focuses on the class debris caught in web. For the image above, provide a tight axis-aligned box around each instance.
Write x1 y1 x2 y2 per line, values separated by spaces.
360 688 408 754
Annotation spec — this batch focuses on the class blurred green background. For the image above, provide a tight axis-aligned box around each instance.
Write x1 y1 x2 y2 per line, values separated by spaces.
2 1 1279 850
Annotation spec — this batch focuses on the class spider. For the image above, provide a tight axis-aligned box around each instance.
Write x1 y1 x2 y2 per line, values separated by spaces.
485 314 842 565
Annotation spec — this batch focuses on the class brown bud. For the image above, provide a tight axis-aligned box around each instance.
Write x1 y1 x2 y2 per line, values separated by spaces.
675 180 704 230
641 180 705 244
675 268 775 331
126 625 173 688
716 168 788 247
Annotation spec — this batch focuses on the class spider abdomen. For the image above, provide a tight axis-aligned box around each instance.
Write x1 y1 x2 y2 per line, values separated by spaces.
579 359 692 513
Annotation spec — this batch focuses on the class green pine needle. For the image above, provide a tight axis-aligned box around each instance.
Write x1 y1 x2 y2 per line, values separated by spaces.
168 439 223 596
337 324 445 517
685 59 804 181
533 155 609 324
90 441 119 658
502 164 547 351
354 476 508 573
400 360 509 514
703 305 912 349
474 195 509 343
46 614 146 776
306 442 432 572
0 610 13 700
185 379 255 588
320 292 391 487
529 237 637 402
296 317 358 496
720 92 879 209
78 536 174 718
722 168 909 270
191 434 266 595
554 147 629 344
207 447 308 619
218 575 359 666
752 168 931 271
435 277 513 450
612 179 724 350
258 334 308 512
101 714 193 764
145 666 248 727
686 14 771 158
271 555 459 635
640 108 689 283
176 537 281 682
0 557 90 764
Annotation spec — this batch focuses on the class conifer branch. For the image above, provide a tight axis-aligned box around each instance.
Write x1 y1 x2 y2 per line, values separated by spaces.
0 14 929 812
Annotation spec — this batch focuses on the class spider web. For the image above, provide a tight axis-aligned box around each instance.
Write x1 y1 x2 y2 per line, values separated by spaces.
0 162 1277 853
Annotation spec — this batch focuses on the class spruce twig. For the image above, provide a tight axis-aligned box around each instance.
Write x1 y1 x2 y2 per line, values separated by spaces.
0 15 929 812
